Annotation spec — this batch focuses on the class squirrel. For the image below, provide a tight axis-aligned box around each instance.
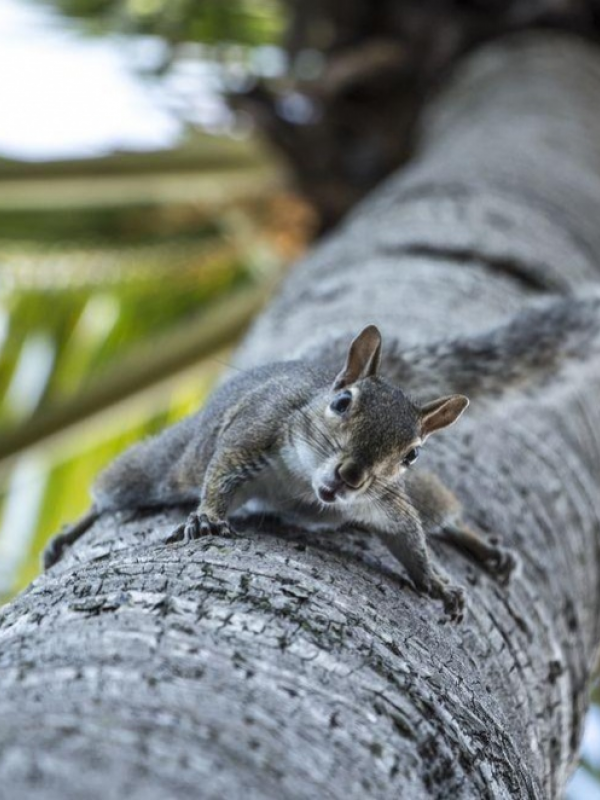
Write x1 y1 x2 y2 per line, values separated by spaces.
43 323 518 623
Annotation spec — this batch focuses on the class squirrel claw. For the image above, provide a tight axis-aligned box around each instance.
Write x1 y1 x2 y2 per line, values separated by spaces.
441 586 465 624
166 513 238 545
165 520 201 544
194 513 238 539
487 546 517 585
198 514 217 536
198 513 235 538
184 514 205 542
165 524 185 545
166 513 236 545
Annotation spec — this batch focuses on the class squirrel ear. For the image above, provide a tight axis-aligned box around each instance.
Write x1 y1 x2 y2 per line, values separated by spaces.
419 395 469 439
333 325 382 390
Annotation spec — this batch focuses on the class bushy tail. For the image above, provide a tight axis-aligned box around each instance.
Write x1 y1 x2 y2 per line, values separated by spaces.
391 291 600 402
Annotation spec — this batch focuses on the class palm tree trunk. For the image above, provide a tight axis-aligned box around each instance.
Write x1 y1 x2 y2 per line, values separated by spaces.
3 32 600 799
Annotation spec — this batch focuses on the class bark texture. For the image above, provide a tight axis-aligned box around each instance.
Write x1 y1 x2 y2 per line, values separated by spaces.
3 33 600 799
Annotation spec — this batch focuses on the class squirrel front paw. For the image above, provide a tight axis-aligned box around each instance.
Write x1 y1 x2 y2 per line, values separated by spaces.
440 584 466 624
196 513 237 539
422 574 465 624
167 511 237 544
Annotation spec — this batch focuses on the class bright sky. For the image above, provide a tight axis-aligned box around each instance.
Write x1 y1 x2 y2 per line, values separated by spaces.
0 0 181 160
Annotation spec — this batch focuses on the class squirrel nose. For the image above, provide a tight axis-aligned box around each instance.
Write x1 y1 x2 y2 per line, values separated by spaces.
336 462 364 489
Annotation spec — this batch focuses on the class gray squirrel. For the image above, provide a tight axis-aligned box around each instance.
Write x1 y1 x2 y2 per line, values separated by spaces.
44 291 600 618
44 322 522 622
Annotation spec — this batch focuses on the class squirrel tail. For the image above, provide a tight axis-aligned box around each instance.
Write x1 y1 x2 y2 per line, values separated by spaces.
395 291 600 401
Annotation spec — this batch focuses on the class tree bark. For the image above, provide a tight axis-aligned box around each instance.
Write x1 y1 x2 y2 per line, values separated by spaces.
3 32 600 799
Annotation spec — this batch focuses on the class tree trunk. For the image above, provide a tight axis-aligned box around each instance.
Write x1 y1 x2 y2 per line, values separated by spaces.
3 32 600 799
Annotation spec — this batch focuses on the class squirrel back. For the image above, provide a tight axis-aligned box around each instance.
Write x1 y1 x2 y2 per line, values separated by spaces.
395 293 600 402
300 292 600 407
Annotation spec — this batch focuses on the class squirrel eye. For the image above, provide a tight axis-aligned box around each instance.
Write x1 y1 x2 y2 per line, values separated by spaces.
330 391 352 415
402 447 420 467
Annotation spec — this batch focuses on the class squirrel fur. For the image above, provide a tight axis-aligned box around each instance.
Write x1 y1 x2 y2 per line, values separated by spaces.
47 287 600 620
42 305 565 621
55 288 600 620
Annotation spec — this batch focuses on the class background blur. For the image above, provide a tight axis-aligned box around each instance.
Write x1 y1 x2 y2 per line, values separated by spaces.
0 0 314 598
0 1 597 795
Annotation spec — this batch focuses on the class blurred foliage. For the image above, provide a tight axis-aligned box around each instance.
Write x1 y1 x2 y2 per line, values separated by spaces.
0 0 299 603
1 242 240 426
0 134 313 603
41 0 284 49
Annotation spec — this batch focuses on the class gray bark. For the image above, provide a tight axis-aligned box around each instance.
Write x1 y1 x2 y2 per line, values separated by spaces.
3 32 600 799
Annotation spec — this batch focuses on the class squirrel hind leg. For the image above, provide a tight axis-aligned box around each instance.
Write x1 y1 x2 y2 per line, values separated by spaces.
432 576 466 624
379 528 466 623
439 521 516 585
43 508 100 570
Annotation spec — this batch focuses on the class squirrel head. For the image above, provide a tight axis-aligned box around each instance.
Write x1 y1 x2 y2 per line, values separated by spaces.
302 325 469 506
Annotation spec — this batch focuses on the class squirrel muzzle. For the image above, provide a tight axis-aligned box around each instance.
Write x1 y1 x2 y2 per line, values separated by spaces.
317 462 366 504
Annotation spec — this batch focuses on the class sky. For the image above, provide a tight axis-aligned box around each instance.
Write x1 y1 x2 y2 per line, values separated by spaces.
0 0 181 160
